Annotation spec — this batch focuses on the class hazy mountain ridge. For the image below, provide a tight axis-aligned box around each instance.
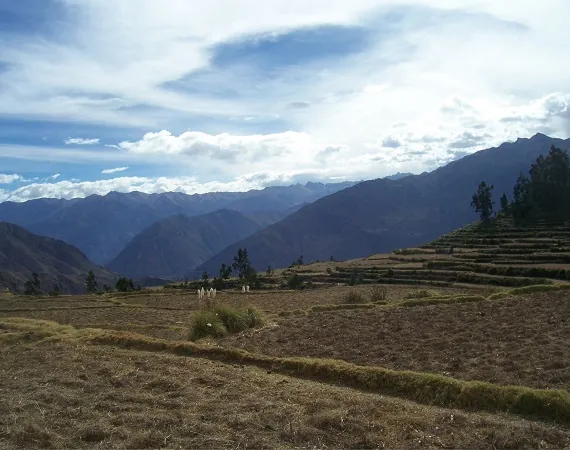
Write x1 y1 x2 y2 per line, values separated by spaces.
0 222 116 294
107 209 268 279
0 181 356 264
198 134 570 274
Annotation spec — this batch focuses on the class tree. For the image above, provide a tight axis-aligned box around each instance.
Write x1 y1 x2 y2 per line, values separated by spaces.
201 270 209 287
245 267 261 289
471 181 494 222
86 270 98 293
499 193 510 215
219 263 232 280
296 255 304 266
266 265 274 276
116 277 135 292
24 272 41 296
287 273 303 289
232 248 251 279
511 173 532 220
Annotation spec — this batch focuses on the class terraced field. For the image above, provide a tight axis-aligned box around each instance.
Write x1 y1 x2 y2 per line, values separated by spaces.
291 218 570 289
2 219 570 448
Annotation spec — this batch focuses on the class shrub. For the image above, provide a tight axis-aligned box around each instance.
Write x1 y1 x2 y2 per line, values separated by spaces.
343 290 366 304
287 273 303 289
370 285 388 302
189 304 264 341
189 310 227 340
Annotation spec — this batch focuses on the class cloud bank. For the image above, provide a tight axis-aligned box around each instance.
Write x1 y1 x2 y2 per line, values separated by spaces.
0 1 569 201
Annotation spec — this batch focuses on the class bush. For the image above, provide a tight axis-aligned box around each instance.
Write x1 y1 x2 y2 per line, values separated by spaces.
343 290 366 304
189 304 264 341
287 273 303 289
189 310 227 341
370 285 388 302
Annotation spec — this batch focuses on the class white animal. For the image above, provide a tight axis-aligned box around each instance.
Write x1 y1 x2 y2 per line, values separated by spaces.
242 285 246 293
201 287 205 298
207 289 211 298
246 285 250 292
197 288 202 299
212 288 217 298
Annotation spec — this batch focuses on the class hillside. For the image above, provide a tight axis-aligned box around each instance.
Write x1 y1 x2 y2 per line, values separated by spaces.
278 216 570 290
0 222 116 294
199 133 570 273
107 209 263 279
0 181 355 265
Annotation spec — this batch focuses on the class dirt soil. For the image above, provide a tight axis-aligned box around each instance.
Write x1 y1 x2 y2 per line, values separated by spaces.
222 292 570 390
1 339 570 449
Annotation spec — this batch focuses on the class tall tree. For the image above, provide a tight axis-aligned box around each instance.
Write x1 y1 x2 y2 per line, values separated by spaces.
219 263 232 280
86 270 98 293
471 181 494 222
24 272 41 296
499 193 510 215
232 248 251 279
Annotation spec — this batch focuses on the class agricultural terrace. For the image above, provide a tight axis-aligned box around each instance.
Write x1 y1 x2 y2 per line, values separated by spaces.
1 218 570 448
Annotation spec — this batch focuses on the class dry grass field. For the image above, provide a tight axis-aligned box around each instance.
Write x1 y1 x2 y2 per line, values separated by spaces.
2 219 570 448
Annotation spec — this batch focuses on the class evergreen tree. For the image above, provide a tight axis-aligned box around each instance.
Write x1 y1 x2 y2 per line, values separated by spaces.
470 181 494 222
116 277 135 292
86 270 98 293
232 248 251 279
499 193 510 215
219 263 232 280
24 272 41 296
201 270 209 287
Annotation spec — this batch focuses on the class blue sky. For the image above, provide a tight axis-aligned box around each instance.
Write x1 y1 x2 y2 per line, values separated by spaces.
0 0 569 201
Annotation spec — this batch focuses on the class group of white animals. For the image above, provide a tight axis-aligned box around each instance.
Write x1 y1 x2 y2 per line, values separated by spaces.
196 285 250 299
196 287 216 299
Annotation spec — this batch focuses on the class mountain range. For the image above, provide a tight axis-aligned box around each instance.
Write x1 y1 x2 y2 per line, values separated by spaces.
0 222 116 294
198 133 570 274
107 209 267 279
0 181 355 264
1 135 568 283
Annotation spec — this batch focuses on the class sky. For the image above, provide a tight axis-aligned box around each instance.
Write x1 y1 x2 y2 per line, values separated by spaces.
0 0 569 202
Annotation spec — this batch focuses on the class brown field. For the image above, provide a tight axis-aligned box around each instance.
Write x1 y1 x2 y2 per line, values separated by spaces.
3 219 570 448
3 338 570 449
221 292 570 390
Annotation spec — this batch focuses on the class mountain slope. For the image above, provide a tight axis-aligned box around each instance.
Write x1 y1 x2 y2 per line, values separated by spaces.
199 134 570 273
0 181 355 264
107 209 263 279
0 222 116 294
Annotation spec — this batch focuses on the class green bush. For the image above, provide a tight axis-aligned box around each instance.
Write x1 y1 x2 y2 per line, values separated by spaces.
189 310 227 341
287 273 303 289
189 305 264 341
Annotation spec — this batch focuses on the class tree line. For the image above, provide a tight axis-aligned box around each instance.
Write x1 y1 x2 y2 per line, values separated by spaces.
471 145 570 222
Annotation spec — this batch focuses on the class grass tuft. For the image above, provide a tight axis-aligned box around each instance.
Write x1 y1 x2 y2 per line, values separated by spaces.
188 310 227 340
189 304 264 341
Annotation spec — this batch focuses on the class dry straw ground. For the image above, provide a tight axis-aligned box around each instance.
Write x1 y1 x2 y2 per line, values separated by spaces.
2 219 570 448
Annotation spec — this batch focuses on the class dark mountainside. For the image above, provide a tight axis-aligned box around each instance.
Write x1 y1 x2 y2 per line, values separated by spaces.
199 133 570 273
0 181 355 265
0 222 116 294
107 209 264 279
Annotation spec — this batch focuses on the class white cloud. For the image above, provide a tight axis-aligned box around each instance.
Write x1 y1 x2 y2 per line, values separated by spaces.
64 138 100 145
0 0 569 195
0 174 22 184
51 173 61 180
101 166 129 174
